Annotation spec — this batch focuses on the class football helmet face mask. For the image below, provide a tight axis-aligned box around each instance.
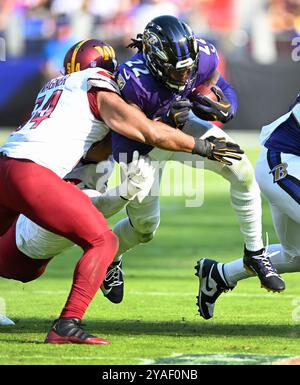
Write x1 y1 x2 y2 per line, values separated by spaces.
142 15 199 92
63 39 118 75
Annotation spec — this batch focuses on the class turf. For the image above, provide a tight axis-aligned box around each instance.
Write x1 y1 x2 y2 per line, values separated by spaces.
0 130 300 365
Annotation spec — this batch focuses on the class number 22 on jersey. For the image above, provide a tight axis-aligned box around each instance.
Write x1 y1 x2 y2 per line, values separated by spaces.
124 59 150 78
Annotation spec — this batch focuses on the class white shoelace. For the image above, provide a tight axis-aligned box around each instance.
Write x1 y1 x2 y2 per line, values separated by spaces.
105 262 124 287
252 233 280 278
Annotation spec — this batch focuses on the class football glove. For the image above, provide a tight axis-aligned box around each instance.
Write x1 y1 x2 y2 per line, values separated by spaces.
119 151 155 202
162 98 192 129
192 136 244 166
191 86 233 123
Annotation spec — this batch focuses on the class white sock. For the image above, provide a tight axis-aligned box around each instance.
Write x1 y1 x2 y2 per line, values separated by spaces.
113 217 142 261
223 258 252 286
220 157 264 252
230 185 264 252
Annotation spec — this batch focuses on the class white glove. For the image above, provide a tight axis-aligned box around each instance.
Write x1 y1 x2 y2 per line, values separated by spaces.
119 151 155 203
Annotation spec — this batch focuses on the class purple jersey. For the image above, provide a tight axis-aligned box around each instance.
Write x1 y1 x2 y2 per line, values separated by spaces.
265 93 300 156
112 39 235 161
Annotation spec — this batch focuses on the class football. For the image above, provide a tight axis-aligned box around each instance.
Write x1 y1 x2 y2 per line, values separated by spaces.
190 84 219 103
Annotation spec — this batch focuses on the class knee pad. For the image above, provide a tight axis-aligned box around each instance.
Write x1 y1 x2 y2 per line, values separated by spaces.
130 215 160 234
131 214 160 244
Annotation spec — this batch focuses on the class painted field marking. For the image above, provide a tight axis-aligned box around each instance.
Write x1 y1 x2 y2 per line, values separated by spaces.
141 353 300 365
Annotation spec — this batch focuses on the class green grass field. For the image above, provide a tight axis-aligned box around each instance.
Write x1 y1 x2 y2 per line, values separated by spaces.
0 129 300 365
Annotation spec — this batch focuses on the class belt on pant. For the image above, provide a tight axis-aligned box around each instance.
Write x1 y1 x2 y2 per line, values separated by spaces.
0 153 7 157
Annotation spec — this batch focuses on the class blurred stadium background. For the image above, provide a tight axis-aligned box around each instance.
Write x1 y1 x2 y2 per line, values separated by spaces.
0 0 300 131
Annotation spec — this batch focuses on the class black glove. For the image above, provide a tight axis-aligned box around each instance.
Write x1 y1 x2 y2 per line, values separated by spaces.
190 86 233 123
162 99 192 129
192 136 244 166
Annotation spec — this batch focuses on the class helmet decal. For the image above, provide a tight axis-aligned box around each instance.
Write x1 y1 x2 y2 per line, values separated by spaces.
93 45 116 61
144 31 168 62
70 39 89 74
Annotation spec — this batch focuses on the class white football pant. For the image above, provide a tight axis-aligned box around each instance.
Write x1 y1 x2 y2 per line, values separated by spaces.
224 146 300 285
113 113 263 259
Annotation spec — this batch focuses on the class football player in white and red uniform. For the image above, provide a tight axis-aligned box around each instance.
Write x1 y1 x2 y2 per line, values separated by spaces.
0 39 243 344
0 150 154 326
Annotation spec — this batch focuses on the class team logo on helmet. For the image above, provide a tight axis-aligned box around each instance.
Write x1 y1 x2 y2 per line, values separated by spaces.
144 31 168 62
93 45 116 61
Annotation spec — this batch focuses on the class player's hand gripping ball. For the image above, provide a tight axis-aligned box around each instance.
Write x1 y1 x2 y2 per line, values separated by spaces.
189 85 233 123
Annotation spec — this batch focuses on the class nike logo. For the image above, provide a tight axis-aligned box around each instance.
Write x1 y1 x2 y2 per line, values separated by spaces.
100 285 112 296
220 111 229 117
205 267 214 292
201 266 217 296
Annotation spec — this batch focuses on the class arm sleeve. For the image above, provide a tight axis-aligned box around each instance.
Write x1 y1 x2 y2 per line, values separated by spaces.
216 74 238 117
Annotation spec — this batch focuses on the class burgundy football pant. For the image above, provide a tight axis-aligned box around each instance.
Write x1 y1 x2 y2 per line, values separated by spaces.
0 221 53 282
0 156 118 319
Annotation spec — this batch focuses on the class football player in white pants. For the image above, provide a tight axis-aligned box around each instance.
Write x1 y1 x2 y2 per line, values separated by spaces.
104 113 280 304
0 151 155 324
195 94 300 319
102 15 284 305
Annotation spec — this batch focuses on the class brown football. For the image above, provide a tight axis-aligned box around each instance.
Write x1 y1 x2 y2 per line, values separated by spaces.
190 84 219 102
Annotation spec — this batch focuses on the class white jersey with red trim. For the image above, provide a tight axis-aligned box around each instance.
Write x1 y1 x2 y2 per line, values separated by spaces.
0 68 119 178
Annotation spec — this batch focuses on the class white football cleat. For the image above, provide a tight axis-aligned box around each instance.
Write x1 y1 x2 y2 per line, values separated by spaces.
0 314 15 326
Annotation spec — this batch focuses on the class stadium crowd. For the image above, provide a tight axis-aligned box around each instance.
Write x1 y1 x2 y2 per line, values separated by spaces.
0 0 299 68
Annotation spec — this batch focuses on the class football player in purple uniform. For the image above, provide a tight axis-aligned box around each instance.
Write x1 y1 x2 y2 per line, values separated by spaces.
101 16 285 316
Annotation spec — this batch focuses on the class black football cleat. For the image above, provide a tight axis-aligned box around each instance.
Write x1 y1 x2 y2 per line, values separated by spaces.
243 247 285 292
195 258 235 320
44 318 111 345
100 259 124 304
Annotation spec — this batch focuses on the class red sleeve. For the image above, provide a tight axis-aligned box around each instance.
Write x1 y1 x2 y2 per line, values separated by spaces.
87 87 102 121
87 86 119 121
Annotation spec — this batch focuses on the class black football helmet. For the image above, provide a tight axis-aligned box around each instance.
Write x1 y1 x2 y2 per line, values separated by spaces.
142 15 199 92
